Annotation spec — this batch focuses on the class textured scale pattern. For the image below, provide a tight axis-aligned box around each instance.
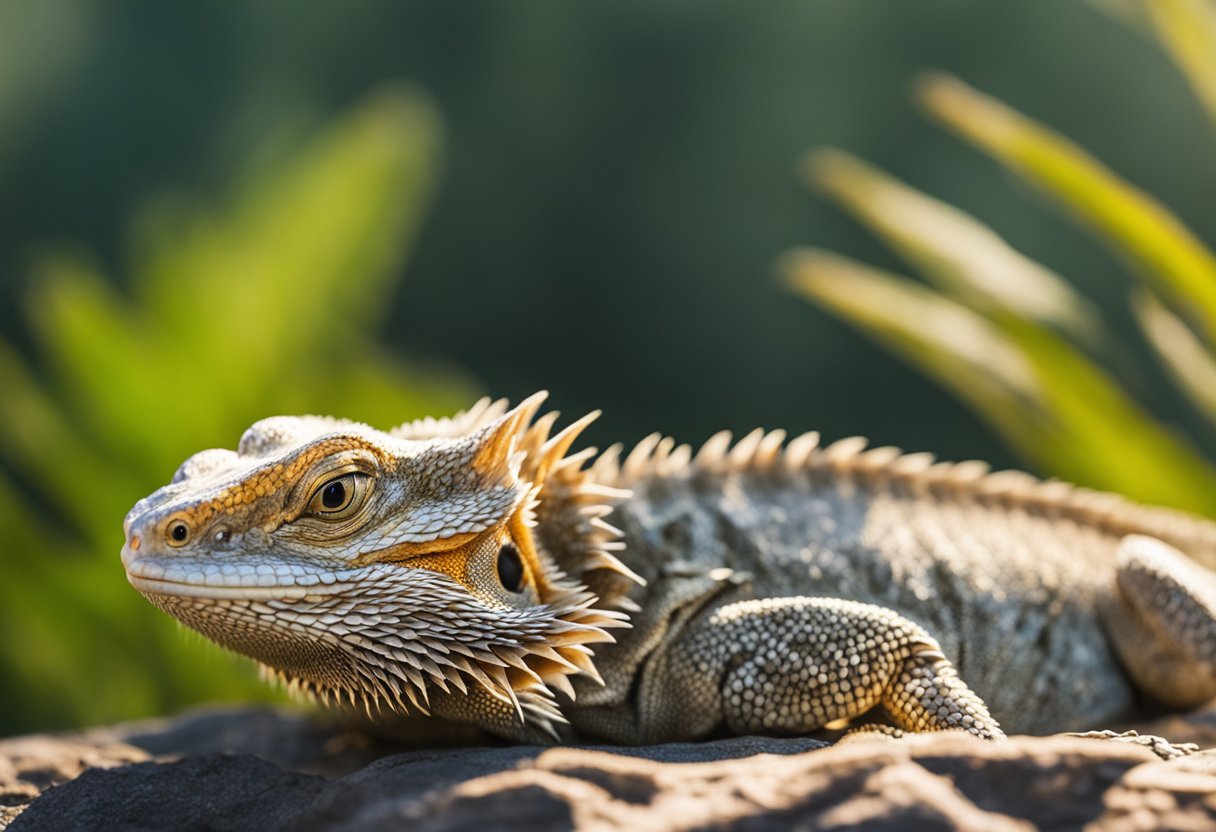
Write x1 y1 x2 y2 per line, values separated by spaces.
659 597 1001 740
122 393 1216 755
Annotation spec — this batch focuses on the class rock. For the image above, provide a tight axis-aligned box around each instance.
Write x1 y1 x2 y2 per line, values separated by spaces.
3 705 1215 831
72 706 403 777
1137 703 1216 751
11 755 326 832
0 736 148 830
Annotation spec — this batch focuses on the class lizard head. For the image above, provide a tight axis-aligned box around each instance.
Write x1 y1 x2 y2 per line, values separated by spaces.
121 392 639 736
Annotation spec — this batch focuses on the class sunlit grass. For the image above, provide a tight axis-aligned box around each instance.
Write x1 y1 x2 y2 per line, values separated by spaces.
1090 0 1216 127
917 73 1216 342
786 7 1216 518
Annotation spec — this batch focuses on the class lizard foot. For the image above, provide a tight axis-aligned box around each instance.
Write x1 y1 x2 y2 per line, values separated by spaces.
1105 535 1216 710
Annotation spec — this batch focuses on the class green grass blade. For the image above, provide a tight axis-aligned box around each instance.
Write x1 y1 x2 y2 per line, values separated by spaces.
1133 289 1216 422
781 248 1216 514
1089 0 1216 126
917 73 1216 341
804 148 1102 344
779 249 1055 457
1144 0 1216 125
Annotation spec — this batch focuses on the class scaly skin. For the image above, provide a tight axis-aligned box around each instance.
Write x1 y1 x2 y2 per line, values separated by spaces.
122 393 1216 751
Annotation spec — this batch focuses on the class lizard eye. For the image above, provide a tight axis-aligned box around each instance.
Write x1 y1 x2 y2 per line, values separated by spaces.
306 473 369 519
497 542 525 593
166 519 192 547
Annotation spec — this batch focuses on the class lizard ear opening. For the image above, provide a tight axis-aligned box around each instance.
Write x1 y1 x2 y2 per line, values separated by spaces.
501 501 547 601
496 541 526 593
393 392 644 609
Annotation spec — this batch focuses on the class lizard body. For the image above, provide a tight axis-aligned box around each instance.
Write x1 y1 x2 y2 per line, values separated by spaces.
122 394 1216 747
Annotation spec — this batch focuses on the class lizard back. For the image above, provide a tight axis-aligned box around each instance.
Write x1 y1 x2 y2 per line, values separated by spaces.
570 430 1216 734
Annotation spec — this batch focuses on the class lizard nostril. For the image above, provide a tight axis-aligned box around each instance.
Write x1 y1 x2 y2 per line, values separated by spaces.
130 534 141 551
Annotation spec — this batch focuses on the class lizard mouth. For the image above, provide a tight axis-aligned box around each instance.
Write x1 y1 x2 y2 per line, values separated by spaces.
122 544 358 600
125 573 344 600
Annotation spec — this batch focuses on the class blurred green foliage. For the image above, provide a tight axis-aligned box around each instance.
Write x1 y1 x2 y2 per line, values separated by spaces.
787 1 1216 516
0 89 473 733
7 1 1216 470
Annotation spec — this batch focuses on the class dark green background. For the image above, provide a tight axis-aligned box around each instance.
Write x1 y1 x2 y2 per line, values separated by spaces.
2 1 1213 527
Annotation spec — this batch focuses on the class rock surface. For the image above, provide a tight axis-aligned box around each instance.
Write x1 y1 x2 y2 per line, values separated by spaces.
3 705 1216 831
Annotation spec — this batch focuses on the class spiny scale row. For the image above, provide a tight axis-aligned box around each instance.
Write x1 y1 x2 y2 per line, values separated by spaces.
591 425 1216 552
376 394 1214 560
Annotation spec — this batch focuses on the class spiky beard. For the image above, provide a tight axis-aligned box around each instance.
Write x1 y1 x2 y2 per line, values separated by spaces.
144 562 629 737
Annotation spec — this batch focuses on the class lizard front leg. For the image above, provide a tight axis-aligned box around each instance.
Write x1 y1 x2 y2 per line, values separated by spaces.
639 596 1004 743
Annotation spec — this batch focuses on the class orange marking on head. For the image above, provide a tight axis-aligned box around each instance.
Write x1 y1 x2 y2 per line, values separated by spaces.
172 436 389 532
363 522 541 603
354 531 483 566
354 508 546 601
379 548 472 585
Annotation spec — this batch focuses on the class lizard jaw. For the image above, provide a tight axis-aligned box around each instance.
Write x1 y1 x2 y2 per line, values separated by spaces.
128 554 622 729
124 574 353 601
122 541 365 599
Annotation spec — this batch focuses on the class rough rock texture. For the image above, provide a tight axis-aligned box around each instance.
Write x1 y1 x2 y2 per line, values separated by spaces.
4 705 1216 831
0 735 147 829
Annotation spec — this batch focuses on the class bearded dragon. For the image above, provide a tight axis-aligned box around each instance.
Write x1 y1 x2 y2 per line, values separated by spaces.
121 393 1216 750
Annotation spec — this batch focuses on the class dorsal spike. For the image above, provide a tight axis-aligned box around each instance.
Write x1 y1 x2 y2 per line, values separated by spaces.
728 428 767 466
623 433 663 480
390 395 511 440
695 431 734 469
823 436 869 463
783 431 821 469
470 391 549 480
591 443 623 481
651 436 676 474
889 451 936 476
667 443 693 472
754 429 787 468
535 410 601 481
520 410 561 458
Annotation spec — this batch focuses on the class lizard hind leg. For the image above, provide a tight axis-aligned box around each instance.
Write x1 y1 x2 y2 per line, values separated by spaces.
1106 534 1216 710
